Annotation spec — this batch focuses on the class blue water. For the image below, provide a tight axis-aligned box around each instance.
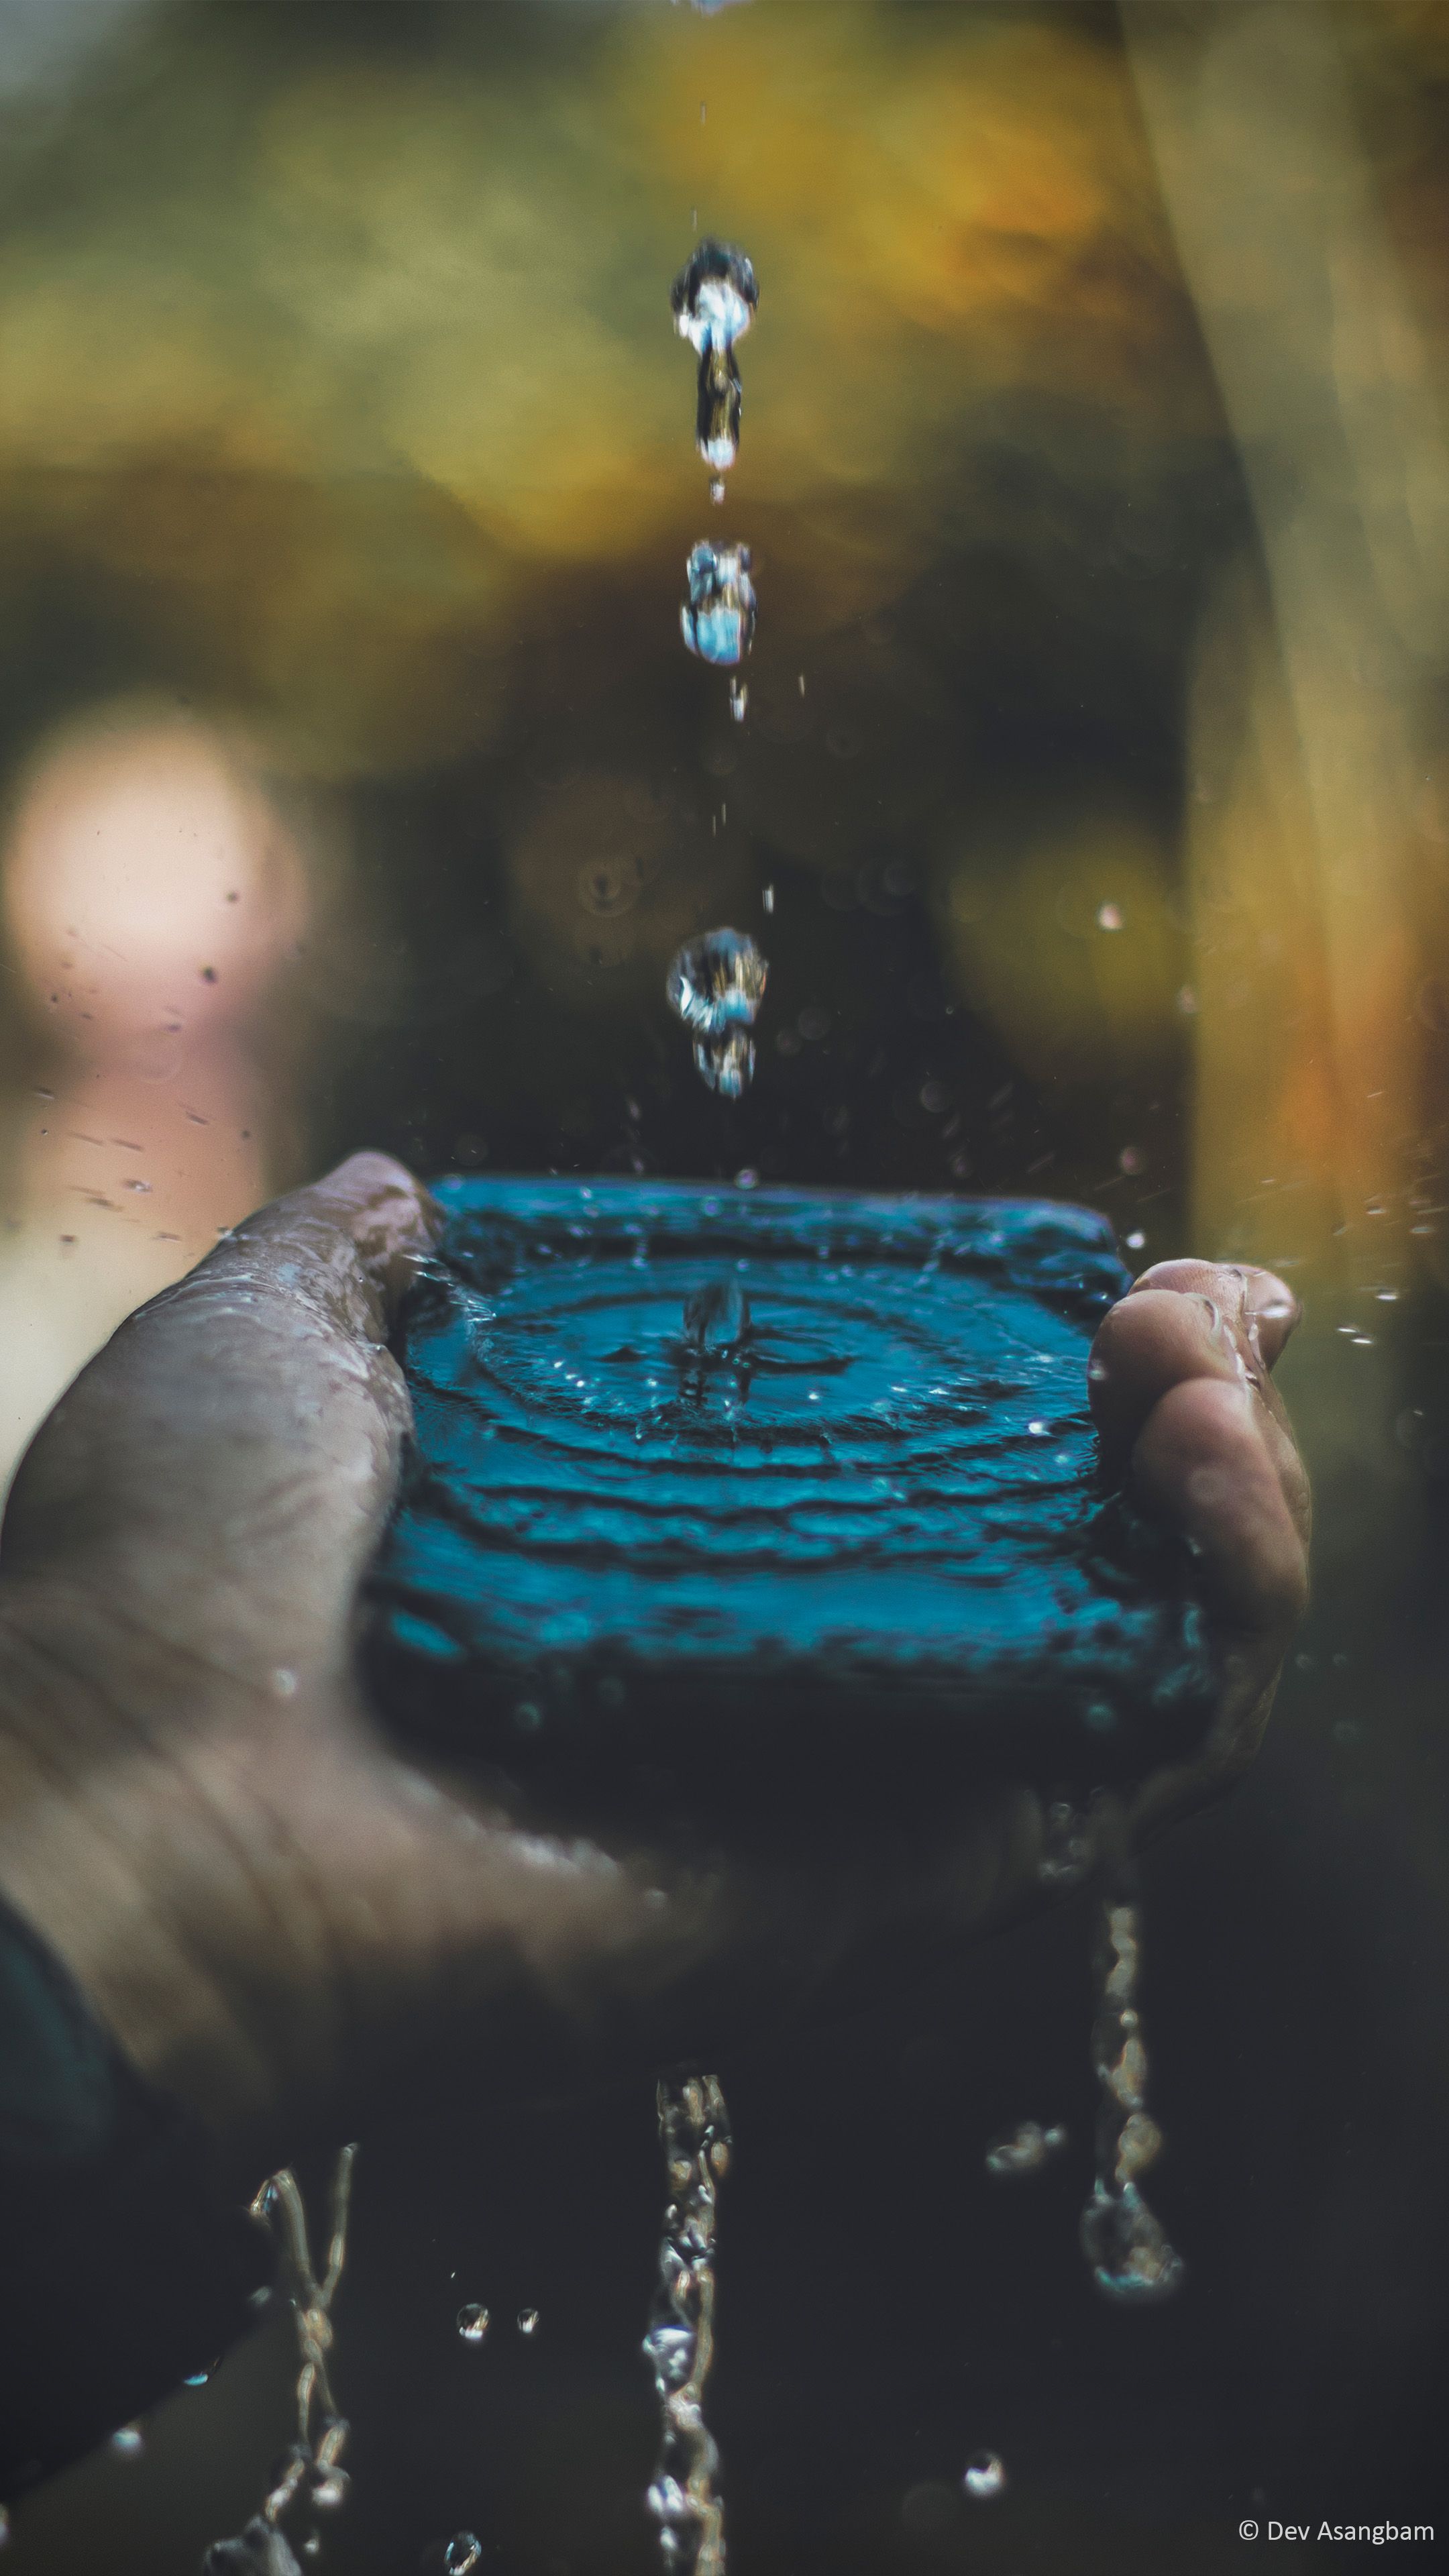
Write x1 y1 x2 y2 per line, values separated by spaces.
365 1180 1216 1832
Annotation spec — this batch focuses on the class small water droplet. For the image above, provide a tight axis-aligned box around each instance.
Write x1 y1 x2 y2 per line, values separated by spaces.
308 2467 350 2511
680 542 756 666
111 2424 144 2457
729 678 748 720
963 2449 1007 2501
517 2307 539 2336
710 476 725 504
1126 1230 1146 1250
761 883 774 913
984 2120 1068 2179
1096 902 1124 931
456 2303 490 2343
444 2539 482 2576
270 1668 297 1699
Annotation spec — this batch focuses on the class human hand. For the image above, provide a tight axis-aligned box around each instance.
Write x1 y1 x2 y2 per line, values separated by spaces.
0 1167 1309 2165
1087 1258 1311 1846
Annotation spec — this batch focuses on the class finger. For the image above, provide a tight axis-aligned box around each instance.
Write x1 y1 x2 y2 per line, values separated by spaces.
1 1155 440 1691
1089 1261 1300 1466
1131 1373 1308 1653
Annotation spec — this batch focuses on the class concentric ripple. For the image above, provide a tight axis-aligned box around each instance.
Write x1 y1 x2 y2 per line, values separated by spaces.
364 1180 1217 1830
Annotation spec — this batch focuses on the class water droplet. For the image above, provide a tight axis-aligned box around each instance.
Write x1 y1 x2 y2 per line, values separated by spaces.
680 542 756 666
709 476 725 504
667 928 767 1097
729 678 748 720
984 2120 1068 2178
671 239 757 471
1096 902 1124 930
963 2450 1007 2502
1126 1230 1146 1250
517 2307 539 2336
307 2467 350 2511
456 2301 490 2343
1119 1145 1144 1174
270 1668 298 1699
444 2540 482 2576
111 2424 144 2457
761 884 774 913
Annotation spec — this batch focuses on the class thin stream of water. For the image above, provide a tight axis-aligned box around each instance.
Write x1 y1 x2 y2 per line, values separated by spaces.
643 2074 733 2576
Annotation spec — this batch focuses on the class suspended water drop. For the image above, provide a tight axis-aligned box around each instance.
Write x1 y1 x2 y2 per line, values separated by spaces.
517 2307 540 2337
667 928 767 1037
667 928 767 1097
443 2538 482 2575
684 1277 750 1352
680 543 756 667
983 2119 1068 2179
456 2303 490 2343
671 239 757 472
962 2450 1007 2502
110 2424 144 2457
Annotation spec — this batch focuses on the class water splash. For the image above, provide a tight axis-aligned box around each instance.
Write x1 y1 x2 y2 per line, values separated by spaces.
983 2120 1068 2179
680 543 755 667
684 1277 750 1352
1079 1898 1184 2303
643 2073 731 2576
205 2147 358 2572
671 240 757 472
666 928 767 1097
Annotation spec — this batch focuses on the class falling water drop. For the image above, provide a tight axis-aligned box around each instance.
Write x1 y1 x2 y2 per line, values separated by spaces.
680 543 756 667
1080 1896 1185 2304
983 2120 1069 2179
456 2304 490 2344
110 2424 144 2457
671 239 757 472
517 2308 540 2337
667 928 768 1097
443 2538 482 2575
962 2451 1007 2502
729 679 747 721
644 2074 731 2576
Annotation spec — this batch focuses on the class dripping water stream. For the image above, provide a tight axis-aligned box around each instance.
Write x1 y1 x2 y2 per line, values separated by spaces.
644 2074 733 2576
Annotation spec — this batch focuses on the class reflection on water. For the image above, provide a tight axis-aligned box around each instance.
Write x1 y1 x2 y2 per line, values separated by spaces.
0 0 1447 2568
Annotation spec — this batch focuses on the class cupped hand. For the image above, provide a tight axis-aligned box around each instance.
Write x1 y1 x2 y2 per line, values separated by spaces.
0 1161 1309 2165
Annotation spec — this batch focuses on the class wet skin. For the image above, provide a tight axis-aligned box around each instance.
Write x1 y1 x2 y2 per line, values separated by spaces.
0 1156 1309 2178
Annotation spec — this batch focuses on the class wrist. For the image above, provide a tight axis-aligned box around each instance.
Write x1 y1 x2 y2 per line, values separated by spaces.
0 1580 313 2144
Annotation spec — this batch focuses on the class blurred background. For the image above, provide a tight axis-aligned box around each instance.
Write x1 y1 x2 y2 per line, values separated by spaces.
1 0 1447 2569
